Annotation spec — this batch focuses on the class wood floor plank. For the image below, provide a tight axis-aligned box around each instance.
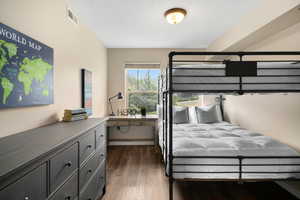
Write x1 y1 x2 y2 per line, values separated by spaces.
101 146 298 200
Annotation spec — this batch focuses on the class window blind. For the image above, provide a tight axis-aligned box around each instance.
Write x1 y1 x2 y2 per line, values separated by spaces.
125 63 160 69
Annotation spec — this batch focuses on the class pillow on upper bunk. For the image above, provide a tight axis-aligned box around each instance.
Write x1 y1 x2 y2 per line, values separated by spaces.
188 106 198 124
215 104 223 122
173 106 189 124
195 104 221 124
201 104 223 122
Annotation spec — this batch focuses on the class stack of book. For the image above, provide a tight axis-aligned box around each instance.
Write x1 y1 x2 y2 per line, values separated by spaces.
63 109 88 122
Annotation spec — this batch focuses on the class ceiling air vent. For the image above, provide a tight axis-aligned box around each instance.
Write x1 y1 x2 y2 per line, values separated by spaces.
67 7 79 25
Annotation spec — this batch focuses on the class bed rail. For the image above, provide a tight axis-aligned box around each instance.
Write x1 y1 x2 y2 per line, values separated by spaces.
165 61 300 94
173 155 300 181
170 62 300 94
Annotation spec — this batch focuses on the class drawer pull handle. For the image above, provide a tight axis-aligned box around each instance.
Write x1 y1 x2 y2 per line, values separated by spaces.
88 169 92 173
100 134 104 137
65 161 72 167
65 196 71 200
24 197 30 200
87 145 92 149
101 154 105 157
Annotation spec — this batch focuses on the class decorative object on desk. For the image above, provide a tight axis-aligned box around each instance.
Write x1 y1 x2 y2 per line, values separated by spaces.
81 69 92 116
109 92 123 116
117 108 127 116
117 108 137 116
63 108 88 122
141 106 146 116
120 109 128 116
128 108 137 116
0 23 54 109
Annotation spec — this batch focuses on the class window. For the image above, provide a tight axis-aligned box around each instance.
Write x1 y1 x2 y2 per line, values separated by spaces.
125 67 160 114
173 93 201 107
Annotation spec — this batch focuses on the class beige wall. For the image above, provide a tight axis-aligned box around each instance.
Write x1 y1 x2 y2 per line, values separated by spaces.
223 22 300 151
207 0 300 53
0 0 108 138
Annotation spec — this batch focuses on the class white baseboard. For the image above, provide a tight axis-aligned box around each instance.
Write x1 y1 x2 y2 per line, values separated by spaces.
109 141 154 146
276 181 300 199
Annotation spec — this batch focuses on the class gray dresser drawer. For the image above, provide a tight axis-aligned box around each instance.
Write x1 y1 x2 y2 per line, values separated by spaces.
79 147 106 192
79 130 96 165
50 143 78 193
80 161 105 200
50 173 78 200
95 123 106 148
80 176 97 200
97 146 106 164
96 160 106 193
0 164 47 200
79 153 100 191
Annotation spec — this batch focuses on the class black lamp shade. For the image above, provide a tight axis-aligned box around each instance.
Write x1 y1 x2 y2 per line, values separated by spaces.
117 92 123 99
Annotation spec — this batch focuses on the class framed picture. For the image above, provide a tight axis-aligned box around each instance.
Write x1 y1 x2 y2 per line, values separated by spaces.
81 69 92 116
0 23 54 108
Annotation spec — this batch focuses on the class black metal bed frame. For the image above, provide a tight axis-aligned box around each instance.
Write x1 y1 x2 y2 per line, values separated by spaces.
161 51 300 200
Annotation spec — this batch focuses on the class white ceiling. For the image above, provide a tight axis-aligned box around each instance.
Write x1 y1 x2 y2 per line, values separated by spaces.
69 0 261 48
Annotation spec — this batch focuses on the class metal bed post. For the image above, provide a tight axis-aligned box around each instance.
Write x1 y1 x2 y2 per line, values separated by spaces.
163 91 169 173
168 52 174 200
218 95 226 121
165 92 168 173
165 67 169 174
162 91 165 164
238 54 244 95
238 155 244 184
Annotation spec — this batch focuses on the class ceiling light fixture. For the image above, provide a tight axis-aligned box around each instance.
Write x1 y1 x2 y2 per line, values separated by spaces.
164 8 187 24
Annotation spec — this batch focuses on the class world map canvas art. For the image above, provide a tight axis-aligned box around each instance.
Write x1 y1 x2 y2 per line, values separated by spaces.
0 23 54 108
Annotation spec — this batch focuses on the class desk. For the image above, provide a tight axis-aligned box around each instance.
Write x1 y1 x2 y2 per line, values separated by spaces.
107 115 158 146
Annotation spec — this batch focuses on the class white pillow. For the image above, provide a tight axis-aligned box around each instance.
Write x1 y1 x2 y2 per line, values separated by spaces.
215 104 223 122
200 104 223 122
195 105 221 124
188 106 198 124
173 106 189 124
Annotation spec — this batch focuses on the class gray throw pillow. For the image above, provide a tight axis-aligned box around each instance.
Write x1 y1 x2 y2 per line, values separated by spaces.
173 106 189 124
195 105 220 124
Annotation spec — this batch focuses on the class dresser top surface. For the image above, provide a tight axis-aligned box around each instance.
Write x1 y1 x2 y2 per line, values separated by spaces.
0 117 107 180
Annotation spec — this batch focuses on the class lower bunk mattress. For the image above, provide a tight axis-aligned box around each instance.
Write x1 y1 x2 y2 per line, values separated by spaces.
159 122 300 180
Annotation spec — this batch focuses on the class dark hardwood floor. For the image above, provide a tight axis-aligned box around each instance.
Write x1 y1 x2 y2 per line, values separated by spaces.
102 146 298 200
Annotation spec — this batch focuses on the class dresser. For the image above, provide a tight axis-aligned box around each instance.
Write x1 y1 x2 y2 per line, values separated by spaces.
0 118 107 200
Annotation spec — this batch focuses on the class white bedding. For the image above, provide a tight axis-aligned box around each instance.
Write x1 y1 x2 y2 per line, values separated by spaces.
159 122 300 179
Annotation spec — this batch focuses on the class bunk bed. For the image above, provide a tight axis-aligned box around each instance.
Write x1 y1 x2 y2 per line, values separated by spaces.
160 51 300 200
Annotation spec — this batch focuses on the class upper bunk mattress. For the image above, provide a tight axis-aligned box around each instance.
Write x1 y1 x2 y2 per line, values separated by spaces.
159 122 300 179
171 62 300 92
